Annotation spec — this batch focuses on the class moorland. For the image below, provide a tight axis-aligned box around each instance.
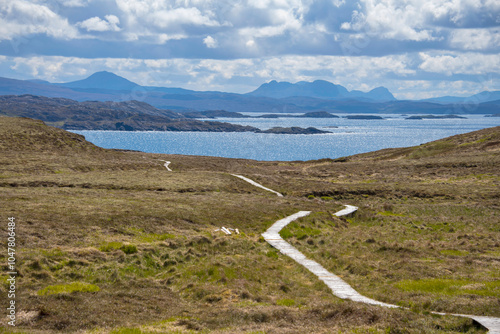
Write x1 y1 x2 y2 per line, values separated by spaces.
0 116 499 334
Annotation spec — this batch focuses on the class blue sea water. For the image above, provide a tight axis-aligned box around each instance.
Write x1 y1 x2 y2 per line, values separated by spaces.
72 114 500 161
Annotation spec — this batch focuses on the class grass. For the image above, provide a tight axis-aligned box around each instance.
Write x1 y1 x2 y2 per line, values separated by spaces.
37 282 100 296
395 279 500 298
0 117 498 333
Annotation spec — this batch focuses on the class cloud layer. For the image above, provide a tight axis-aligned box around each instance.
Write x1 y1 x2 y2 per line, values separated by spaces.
0 0 499 98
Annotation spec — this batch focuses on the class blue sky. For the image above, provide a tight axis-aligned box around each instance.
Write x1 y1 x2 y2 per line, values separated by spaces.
0 0 499 99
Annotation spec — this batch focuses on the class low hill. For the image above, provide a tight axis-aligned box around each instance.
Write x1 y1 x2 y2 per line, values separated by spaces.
0 116 102 153
0 95 258 132
348 126 500 162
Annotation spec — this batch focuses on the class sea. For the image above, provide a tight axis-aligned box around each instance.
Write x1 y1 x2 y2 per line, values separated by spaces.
71 113 500 161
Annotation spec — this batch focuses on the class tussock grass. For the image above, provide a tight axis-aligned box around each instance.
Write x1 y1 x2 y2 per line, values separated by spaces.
37 282 100 296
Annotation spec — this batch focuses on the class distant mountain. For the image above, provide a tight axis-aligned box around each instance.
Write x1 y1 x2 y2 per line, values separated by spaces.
27 79 51 85
0 77 100 99
421 91 500 104
57 71 139 91
247 80 396 102
350 87 395 102
0 72 498 114
248 80 349 99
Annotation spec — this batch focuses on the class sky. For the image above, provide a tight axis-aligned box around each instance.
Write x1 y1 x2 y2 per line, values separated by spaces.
0 0 499 99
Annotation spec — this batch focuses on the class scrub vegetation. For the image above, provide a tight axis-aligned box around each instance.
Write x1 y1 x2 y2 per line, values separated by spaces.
0 116 498 333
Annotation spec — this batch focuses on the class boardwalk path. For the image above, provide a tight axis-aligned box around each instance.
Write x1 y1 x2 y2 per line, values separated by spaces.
159 160 172 171
231 174 500 333
231 174 283 197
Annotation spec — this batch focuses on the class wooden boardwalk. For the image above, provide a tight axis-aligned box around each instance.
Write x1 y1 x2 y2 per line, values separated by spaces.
231 174 500 333
262 208 500 333
231 174 283 197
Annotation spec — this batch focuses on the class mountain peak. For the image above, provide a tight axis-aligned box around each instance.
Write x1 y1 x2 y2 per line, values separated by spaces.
59 71 139 91
247 79 393 101
368 86 396 101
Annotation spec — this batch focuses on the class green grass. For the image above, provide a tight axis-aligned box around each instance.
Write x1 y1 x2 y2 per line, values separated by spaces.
37 282 100 296
110 329 143 334
98 242 138 254
121 244 138 254
377 211 406 217
394 279 500 298
276 298 296 306
408 140 456 159
99 241 124 252
440 249 469 256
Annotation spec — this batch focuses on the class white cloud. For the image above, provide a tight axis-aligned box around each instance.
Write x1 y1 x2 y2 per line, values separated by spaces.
0 1 79 41
449 28 500 50
246 39 256 48
10 56 91 81
149 7 221 29
419 52 500 75
157 33 186 44
116 0 223 31
77 15 121 32
203 35 218 48
341 0 436 41
57 0 90 7
341 0 500 42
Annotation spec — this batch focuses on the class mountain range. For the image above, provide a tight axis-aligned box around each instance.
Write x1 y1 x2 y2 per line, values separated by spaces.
0 71 499 114
247 79 396 101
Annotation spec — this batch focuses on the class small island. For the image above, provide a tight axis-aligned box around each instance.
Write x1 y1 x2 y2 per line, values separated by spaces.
183 110 251 118
406 115 467 120
258 126 330 134
298 111 339 118
257 111 338 119
343 115 384 120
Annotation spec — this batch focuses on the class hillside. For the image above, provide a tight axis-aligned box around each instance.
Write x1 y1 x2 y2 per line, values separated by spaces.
0 96 333 134
0 118 498 333
0 95 258 132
